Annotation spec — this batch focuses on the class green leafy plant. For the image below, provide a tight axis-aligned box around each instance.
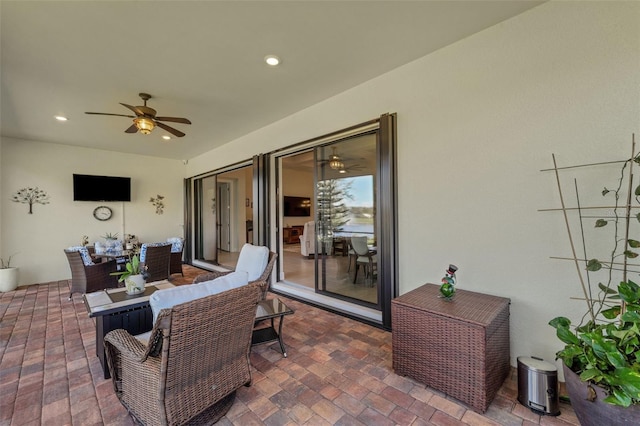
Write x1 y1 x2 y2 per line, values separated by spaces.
548 146 640 407
101 232 118 240
110 255 146 283
550 281 640 406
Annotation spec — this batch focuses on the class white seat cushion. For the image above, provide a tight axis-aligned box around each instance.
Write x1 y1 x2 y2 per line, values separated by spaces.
235 244 269 281
149 271 249 322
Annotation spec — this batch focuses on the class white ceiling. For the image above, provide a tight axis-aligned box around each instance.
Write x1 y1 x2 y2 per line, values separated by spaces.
1 1 542 161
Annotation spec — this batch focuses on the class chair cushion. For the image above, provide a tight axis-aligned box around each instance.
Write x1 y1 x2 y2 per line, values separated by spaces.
235 244 269 281
149 271 249 322
140 242 171 262
67 246 94 266
166 237 183 253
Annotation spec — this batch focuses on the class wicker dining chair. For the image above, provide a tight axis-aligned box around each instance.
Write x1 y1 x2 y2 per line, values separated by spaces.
64 248 119 299
104 283 261 425
139 243 172 282
166 237 184 276
193 247 277 300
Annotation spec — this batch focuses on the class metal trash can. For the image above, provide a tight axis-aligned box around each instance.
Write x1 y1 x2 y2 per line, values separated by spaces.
517 356 560 416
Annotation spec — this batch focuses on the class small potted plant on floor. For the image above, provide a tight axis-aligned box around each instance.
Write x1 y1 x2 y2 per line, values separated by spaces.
547 140 640 425
111 254 147 295
0 254 19 292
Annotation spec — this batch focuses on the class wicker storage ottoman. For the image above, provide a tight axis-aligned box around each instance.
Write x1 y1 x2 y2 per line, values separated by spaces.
392 283 510 412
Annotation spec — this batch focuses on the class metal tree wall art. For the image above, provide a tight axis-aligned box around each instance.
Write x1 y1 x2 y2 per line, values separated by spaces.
149 194 165 214
11 187 50 214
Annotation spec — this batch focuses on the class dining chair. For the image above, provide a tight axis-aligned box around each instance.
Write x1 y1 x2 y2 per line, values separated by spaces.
350 236 377 286
64 247 119 299
139 243 172 282
166 237 184 276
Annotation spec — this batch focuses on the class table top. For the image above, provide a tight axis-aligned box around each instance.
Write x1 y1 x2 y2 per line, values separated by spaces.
393 283 510 327
83 280 174 317
256 298 294 321
92 249 133 259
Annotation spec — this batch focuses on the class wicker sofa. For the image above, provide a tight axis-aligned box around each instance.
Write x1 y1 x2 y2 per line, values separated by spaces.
104 281 261 425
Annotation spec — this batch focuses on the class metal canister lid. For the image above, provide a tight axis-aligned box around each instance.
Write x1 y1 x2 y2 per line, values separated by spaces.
517 356 557 373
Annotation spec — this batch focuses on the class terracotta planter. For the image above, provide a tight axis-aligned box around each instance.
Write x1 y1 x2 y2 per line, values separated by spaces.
563 364 640 425
0 267 19 292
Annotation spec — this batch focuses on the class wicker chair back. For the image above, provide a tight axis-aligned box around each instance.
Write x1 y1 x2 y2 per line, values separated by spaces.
140 244 172 282
63 249 119 298
104 283 261 425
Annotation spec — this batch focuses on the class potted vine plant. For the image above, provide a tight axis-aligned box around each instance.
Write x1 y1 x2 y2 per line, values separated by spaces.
111 255 148 295
547 141 640 425
0 254 19 292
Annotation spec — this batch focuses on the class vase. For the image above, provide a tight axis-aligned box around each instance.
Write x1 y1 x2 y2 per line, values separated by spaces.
125 274 145 295
563 364 640 426
439 282 455 300
0 267 19 292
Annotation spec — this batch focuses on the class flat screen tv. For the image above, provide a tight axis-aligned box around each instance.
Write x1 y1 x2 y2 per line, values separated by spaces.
73 174 131 202
283 196 311 217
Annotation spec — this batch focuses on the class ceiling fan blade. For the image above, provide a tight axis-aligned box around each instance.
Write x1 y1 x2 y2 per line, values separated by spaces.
156 121 185 138
120 103 145 116
85 112 135 118
124 123 138 134
155 116 192 124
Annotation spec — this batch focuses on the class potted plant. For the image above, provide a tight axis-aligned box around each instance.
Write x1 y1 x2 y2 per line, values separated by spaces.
111 254 147 295
547 141 640 425
0 254 19 292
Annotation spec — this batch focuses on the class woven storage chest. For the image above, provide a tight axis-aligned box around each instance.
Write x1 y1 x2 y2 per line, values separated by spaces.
392 283 510 412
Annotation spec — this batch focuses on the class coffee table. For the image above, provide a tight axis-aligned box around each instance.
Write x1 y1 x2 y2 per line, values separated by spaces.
252 298 294 357
83 280 174 378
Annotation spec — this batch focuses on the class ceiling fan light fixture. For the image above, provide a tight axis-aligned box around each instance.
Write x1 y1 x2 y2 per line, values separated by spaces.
329 156 344 170
134 117 155 134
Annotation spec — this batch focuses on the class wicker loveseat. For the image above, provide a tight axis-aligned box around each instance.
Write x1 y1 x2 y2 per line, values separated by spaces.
104 280 261 425
193 244 277 300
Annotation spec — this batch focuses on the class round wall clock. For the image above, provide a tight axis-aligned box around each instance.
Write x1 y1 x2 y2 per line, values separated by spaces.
93 205 113 221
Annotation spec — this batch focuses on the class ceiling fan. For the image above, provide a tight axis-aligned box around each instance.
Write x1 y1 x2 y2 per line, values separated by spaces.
85 93 191 137
320 147 365 173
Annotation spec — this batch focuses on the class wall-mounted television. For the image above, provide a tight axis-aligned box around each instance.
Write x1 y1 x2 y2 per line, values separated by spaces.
283 196 311 217
73 174 131 202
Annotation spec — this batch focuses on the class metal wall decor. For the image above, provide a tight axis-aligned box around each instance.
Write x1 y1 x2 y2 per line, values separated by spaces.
149 194 165 214
11 187 50 214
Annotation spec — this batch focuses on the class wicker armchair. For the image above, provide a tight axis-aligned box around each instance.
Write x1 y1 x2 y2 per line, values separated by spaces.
139 243 172 282
64 249 119 299
104 283 261 425
193 247 277 300
166 237 184 276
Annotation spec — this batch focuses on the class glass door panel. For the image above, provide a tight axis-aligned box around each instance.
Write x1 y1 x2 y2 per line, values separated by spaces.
191 164 253 270
195 175 218 265
315 134 378 307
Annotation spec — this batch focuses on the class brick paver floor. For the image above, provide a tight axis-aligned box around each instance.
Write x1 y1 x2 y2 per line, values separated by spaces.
0 275 579 425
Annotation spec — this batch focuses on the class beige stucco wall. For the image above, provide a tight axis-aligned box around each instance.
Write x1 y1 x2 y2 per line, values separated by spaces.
185 1 640 369
0 138 185 285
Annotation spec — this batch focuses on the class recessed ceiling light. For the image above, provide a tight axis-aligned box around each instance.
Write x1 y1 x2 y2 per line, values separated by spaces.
162 135 171 140
264 55 280 66
55 115 68 121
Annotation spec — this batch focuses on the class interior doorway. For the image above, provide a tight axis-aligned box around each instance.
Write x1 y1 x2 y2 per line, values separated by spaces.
191 164 253 270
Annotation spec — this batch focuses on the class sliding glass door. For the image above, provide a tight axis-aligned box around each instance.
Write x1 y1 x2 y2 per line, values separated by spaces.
315 134 379 307
191 164 253 270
